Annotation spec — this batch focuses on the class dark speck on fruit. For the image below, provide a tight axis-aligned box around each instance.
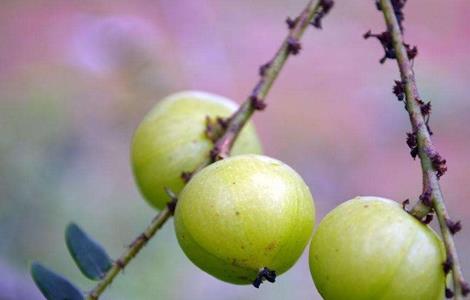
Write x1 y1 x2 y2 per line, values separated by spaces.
236 211 240 216
232 258 238 266
265 241 277 251
364 205 369 208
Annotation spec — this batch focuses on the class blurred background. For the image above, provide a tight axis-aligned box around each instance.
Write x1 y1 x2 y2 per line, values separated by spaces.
1 0 469 299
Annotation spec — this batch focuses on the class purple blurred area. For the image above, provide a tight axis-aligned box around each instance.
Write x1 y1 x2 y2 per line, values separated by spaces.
1 1 469 299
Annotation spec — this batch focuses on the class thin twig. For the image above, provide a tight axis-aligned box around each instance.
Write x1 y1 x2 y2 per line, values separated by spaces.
372 0 467 298
211 0 334 160
87 205 173 300
86 1 333 298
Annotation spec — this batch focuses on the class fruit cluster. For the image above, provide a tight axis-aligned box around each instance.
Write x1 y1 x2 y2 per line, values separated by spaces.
131 91 445 299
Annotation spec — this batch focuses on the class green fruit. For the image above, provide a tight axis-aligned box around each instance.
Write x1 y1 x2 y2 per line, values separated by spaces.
174 154 315 284
309 196 445 300
131 91 262 210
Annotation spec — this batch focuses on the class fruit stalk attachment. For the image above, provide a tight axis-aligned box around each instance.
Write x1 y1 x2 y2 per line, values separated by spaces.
252 267 277 288
86 1 333 298
366 0 468 298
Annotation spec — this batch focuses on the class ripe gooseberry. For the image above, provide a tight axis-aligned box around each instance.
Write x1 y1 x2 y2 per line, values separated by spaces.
309 196 445 300
174 154 315 285
131 91 262 210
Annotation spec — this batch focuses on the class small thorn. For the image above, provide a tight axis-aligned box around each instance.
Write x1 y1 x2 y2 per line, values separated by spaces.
312 0 334 29
364 30 396 63
181 171 193 183
429 151 447 178
375 0 382 11
393 80 405 101
420 101 432 116
419 188 432 207
421 213 433 224
259 62 271 76
286 36 301 55
402 199 410 210
443 256 453 274
115 259 125 269
405 44 418 60
445 218 462 235
406 131 418 159
167 199 177 214
285 17 297 29
209 146 221 162
461 280 470 296
250 95 267 110
164 187 178 214
445 287 454 298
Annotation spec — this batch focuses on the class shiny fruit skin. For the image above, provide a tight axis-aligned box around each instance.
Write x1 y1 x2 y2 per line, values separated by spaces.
131 91 262 210
309 196 445 300
174 154 315 284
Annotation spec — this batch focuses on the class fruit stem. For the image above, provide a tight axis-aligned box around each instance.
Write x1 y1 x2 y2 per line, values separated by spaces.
252 267 277 288
376 0 467 298
85 1 334 298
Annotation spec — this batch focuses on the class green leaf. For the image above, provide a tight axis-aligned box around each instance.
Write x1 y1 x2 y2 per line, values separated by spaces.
31 262 84 300
65 223 112 280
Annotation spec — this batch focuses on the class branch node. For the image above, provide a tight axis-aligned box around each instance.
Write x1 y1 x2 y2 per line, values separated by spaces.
252 267 276 288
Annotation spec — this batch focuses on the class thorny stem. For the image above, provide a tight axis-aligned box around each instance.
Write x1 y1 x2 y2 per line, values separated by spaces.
87 204 174 300
376 0 467 298
210 0 333 161
86 1 333 298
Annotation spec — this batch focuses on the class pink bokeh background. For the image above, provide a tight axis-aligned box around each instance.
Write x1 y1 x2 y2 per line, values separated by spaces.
1 1 469 299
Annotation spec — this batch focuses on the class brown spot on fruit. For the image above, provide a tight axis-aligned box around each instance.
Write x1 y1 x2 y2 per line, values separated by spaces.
265 241 277 252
